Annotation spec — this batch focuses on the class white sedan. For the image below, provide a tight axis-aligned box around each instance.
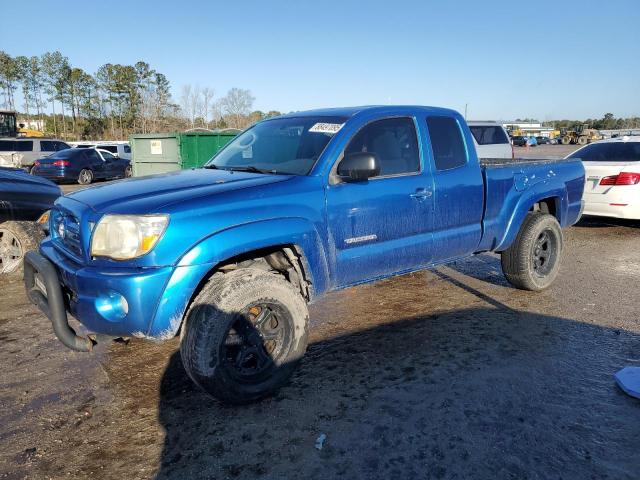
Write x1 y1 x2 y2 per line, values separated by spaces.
567 136 640 219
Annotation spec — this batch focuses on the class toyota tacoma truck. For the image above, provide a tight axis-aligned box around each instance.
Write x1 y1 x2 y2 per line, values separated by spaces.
24 106 585 404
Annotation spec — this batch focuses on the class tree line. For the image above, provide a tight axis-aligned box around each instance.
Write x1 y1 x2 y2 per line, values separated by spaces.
545 113 640 131
0 50 281 140
514 113 640 131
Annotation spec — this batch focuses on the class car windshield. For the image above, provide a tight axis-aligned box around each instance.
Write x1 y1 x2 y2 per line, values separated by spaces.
206 116 348 175
568 142 640 162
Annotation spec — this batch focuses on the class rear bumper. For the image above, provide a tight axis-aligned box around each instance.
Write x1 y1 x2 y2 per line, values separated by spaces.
33 167 74 181
583 191 640 219
582 201 640 219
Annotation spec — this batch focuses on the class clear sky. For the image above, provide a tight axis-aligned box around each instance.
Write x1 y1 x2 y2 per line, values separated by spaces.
1 0 638 120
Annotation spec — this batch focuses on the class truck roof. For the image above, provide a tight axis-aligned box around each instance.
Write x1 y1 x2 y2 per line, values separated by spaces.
277 105 460 119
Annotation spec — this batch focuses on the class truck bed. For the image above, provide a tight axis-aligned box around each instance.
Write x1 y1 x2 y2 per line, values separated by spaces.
480 157 572 167
477 157 585 252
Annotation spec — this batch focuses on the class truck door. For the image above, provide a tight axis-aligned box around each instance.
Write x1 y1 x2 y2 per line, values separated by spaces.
326 117 434 287
424 115 484 260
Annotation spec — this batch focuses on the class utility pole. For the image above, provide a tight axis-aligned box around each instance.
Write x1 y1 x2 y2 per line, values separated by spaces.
464 103 468 120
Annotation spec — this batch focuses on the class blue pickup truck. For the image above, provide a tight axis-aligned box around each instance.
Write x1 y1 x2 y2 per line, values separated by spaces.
24 106 585 403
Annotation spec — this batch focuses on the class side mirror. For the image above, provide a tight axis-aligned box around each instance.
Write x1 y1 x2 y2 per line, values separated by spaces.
337 152 380 181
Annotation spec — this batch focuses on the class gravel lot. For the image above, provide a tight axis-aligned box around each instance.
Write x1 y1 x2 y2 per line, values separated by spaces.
2 144 639 479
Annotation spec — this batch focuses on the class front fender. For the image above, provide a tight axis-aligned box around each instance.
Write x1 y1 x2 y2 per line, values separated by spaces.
146 218 330 339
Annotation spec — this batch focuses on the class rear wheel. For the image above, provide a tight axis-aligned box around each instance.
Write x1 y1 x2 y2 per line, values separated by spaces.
180 268 309 404
577 136 588 145
78 168 93 185
0 221 43 275
500 212 563 291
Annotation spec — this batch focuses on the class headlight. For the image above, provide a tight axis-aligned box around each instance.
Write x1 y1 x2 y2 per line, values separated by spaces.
90 214 169 260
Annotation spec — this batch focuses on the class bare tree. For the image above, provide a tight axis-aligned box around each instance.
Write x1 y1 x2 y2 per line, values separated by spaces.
180 84 203 128
200 87 215 128
220 88 255 129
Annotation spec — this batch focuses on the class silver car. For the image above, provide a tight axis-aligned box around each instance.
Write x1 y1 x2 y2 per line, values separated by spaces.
0 138 71 171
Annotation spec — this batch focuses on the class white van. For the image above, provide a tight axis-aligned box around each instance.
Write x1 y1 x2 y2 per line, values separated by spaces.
467 121 513 159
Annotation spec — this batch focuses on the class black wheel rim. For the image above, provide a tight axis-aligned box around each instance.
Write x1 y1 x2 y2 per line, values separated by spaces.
531 228 557 277
221 302 292 381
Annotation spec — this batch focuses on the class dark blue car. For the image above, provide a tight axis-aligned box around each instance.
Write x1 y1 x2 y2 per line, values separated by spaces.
32 148 132 185
1 167 61 274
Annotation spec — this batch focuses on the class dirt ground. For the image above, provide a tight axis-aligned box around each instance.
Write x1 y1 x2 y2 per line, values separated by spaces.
2 146 640 479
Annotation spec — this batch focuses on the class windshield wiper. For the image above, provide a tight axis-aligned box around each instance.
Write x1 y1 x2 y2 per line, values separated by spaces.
226 165 276 174
203 164 219 169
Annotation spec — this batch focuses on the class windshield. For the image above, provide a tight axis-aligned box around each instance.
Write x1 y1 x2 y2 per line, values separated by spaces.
568 142 640 162
206 116 348 175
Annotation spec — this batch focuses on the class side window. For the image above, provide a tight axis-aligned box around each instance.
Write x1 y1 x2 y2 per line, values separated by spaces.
85 150 101 162
40 140 56 152
14 141 34 152
344 117 420 176
56 142 71 151
0 140 14 151
100 150 116 161
426 116 467 170
100 145 118 153
124 145 131 153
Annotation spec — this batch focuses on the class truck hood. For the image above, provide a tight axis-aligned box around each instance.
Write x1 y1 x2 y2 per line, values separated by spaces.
65 168 294 214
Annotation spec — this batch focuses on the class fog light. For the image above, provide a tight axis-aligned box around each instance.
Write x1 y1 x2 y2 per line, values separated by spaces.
95 291 129 321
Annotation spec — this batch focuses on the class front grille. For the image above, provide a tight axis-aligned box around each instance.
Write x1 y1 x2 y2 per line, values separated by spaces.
52 210 83 257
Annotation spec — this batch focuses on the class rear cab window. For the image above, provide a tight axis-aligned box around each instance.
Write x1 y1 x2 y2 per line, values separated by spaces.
426 116 467 170
469 125 509 145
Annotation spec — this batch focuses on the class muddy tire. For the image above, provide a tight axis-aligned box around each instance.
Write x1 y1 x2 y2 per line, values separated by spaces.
577 136 588 145
500 212 563 291
561 136 571 145
180 268 309 404
78 169 93 185
0 221 43 275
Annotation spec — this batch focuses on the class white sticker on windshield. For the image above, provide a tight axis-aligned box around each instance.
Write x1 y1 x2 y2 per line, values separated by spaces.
242 145 253 159
309 123 344 134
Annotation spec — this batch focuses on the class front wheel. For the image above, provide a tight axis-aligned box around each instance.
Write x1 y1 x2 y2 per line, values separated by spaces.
180 268 309 404
500 212 563 291
124 165 132 178
0 221 43 275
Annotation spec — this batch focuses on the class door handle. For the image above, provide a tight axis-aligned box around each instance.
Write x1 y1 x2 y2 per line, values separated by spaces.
409 188 432 200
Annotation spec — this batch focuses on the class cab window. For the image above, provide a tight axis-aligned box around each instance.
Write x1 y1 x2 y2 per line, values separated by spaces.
344 117 420 177
426 116 467 170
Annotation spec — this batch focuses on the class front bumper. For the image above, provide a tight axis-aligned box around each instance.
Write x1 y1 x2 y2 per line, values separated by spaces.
24 251 94 351
23 239 214 350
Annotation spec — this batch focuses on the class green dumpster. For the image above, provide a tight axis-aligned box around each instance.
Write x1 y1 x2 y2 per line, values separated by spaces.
130 130 238 177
